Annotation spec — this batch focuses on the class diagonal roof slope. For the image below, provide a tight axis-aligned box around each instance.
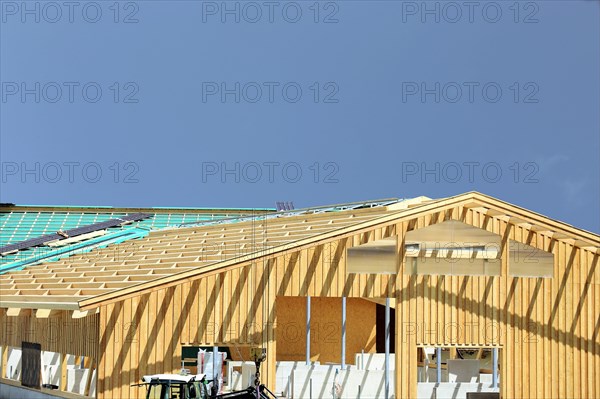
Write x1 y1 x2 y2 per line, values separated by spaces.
0 198 412 310
0 205 273 271
0 192 598 312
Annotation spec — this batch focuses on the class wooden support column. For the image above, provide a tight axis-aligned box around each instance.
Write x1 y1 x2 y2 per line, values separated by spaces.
450 347 457 359
2 345 8 379
84 357 95 397
476 348 484 359
263 260 277 392
385 298 391 398
40 363 44 389
264 322 277 392
394 222 414 398
499 220 512 399
61 352 68 391
395 288 416 398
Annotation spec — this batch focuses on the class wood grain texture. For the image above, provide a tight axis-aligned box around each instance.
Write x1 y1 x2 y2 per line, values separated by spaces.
2 195 598 399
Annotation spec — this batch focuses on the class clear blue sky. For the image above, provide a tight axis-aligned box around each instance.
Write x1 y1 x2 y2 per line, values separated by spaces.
1 1 598 233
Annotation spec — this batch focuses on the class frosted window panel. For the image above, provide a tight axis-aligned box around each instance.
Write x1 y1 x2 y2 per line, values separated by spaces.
408 257 500 276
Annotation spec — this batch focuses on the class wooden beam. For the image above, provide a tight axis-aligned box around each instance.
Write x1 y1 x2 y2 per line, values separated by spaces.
0 299 80 311
485 209 505 217
61 353 68 391
79 195 480 309
35 309 61 318
6 308 22 316
559 238 577 245
1 292 84 302
501 223 510 276
450 348 457 359
84 358 94 397
72 309 93 318
2 345 8 379
7 191 599 315
529 225 555 234
508 216 530 225
468 192 600 245
476 348 484 359
580 246 600 255
551 232 570 240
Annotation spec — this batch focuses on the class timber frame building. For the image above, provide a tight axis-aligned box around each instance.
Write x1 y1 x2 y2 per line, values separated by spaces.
0 192 599 398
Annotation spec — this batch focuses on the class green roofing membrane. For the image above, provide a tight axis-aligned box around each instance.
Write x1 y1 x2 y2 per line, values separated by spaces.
0 210 256 245
1 227 150 274
0 209 259 273
16 204 273 211
0 199 399 274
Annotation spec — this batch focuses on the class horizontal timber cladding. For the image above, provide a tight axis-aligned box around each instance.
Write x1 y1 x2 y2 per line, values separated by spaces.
96 205 600 399
0 311 99 359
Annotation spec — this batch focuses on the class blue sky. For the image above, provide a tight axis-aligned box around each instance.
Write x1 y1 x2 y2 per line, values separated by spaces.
1 1 599 232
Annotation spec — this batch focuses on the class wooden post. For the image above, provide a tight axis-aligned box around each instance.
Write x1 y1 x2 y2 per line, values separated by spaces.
385 297 390 399
394 222 410 399
417 347 424 363
500 221 511 398
40 365 44 388
476 348 484 359
61 353 68 391
265 291 277 391
450 347 457 359
2 345 9 379
84 358 95 397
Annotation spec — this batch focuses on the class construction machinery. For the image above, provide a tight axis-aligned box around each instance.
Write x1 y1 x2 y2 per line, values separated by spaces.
136 347 275 399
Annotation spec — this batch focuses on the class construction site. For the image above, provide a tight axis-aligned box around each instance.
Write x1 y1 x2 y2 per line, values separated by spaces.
0 192 599 399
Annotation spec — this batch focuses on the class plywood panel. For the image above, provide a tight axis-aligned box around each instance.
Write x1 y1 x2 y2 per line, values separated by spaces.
275 296 376 363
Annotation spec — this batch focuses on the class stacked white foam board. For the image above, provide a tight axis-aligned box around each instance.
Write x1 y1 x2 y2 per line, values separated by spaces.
353 353 396 370
290 365 393 399
434 382 499 398
447 360 480 383
5 348 21 380
67 369 90 395
275 361 322 396
41 351 61 386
